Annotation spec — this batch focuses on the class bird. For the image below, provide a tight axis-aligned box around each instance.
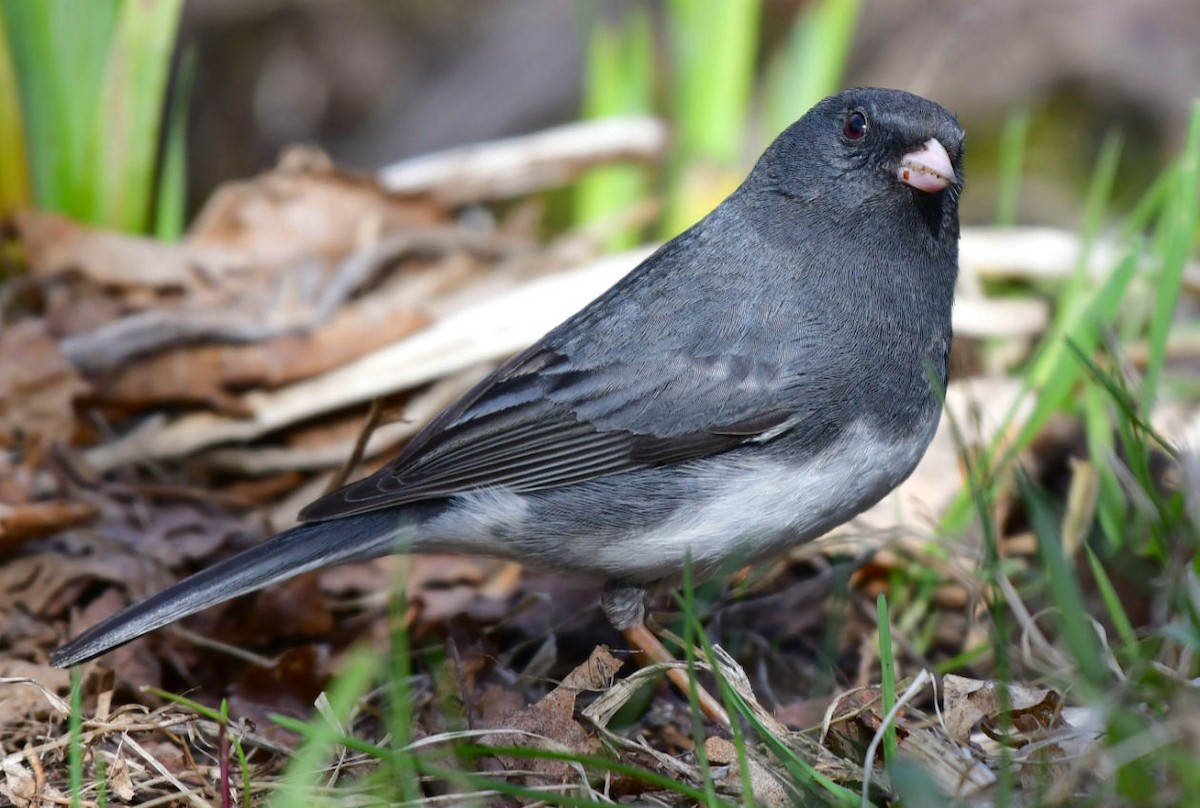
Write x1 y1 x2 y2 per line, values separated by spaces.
53 88 963 720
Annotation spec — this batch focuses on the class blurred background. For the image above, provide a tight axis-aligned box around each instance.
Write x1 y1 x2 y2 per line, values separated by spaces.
5 0 1199 241
177 0 1200 227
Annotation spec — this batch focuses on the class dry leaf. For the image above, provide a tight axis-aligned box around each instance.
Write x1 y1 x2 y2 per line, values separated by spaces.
705 736 792 807
228 645 330 742
0 501 97 555
188 147 446 268
943 674 1063 746
1 758 37 807
826 684 995 799
0 670 72 726
15 209 226 294
0 321 88 451
106 755 136 802
481 645 623 783
408 555 523 625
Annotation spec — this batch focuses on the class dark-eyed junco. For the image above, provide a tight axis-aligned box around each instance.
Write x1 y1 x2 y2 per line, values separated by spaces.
53 89 964 713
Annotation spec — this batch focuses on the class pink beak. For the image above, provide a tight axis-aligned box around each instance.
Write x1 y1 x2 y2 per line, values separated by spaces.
897 138 956 193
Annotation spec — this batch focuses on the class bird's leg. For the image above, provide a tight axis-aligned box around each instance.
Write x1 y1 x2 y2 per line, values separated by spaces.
601 581 730 726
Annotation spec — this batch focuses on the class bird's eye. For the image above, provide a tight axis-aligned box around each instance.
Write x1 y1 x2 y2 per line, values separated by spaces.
843 110 868 140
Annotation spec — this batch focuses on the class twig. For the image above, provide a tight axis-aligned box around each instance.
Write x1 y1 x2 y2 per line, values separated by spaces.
379 117 668 204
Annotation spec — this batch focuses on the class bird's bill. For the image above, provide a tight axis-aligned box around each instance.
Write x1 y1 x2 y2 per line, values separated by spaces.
897 137 956 192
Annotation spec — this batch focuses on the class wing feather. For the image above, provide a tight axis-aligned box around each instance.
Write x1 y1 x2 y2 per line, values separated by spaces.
299 343 795 522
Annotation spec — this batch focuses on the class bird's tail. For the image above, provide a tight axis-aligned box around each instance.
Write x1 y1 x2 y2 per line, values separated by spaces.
51 509 416 667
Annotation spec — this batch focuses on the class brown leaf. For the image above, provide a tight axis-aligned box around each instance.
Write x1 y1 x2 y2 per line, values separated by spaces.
16 157 451 378
187 147 447 269
0 500 97 556
481 645 623 783
825 684 996 799
0 664 72 725
89 281 431 410
15 210 219 292
0 553 104 616
1 757 38 807
705 737 792 808
230 573 336 647
408 555 523 626
0 321 88 451
106 755 136 802
227 645 330 743
943 674 1063 746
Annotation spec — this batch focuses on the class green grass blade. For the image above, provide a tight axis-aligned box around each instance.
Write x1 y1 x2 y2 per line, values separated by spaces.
0 10 31 214
268 720 741 806
417 757 667 807
145 686 253 803
941 132 1125 533
993 108 1030 226
154 45 193 240
1013 250 1138 450
1017 471 1110 690
724 687 860 804
942 387 1016 802
69 666 84 806
763 0 861 140
575 8 653 251
1030 129 1123 385
1141 101 1199 410
218 699 252 808
451 744 735 805
95 0 182 232
662 0 761 236
679 558 722 807
876 594 898 768
942 247 1139 533
1082 380 1128 554
0 0 117 217
667 0 759 165
1067 338 1176 455
1119 164 1173 240
386 574 422 802
274 648 381 806
1083 544 1138 651
692 634 761 807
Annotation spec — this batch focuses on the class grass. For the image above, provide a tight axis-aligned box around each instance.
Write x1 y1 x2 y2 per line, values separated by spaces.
0 0 183 234
876 595 898 769
574 0 859 243
950 104 1200 804
0 9 30 216
573 7 654 252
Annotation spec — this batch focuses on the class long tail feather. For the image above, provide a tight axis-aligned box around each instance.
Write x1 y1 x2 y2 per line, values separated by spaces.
52 509 415 667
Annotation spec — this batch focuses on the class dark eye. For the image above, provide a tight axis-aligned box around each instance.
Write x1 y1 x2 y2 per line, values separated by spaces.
843 110 868 140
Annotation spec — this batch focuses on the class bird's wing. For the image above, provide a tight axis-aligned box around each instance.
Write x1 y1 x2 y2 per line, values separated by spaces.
299 341 796 521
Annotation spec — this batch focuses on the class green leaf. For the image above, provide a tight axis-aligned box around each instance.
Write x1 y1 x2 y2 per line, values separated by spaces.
1017 471 1110 691
661 0 761 236
877 594 898 768
154 46 194 240
575 8 653 251
94 0 183 231
0 10 31 214
274 648 382 807
1141 102 1200 410
1 0 118 217
994 108 1031 226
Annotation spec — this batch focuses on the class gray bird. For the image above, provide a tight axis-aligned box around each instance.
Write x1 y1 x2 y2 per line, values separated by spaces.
53 89 963 715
